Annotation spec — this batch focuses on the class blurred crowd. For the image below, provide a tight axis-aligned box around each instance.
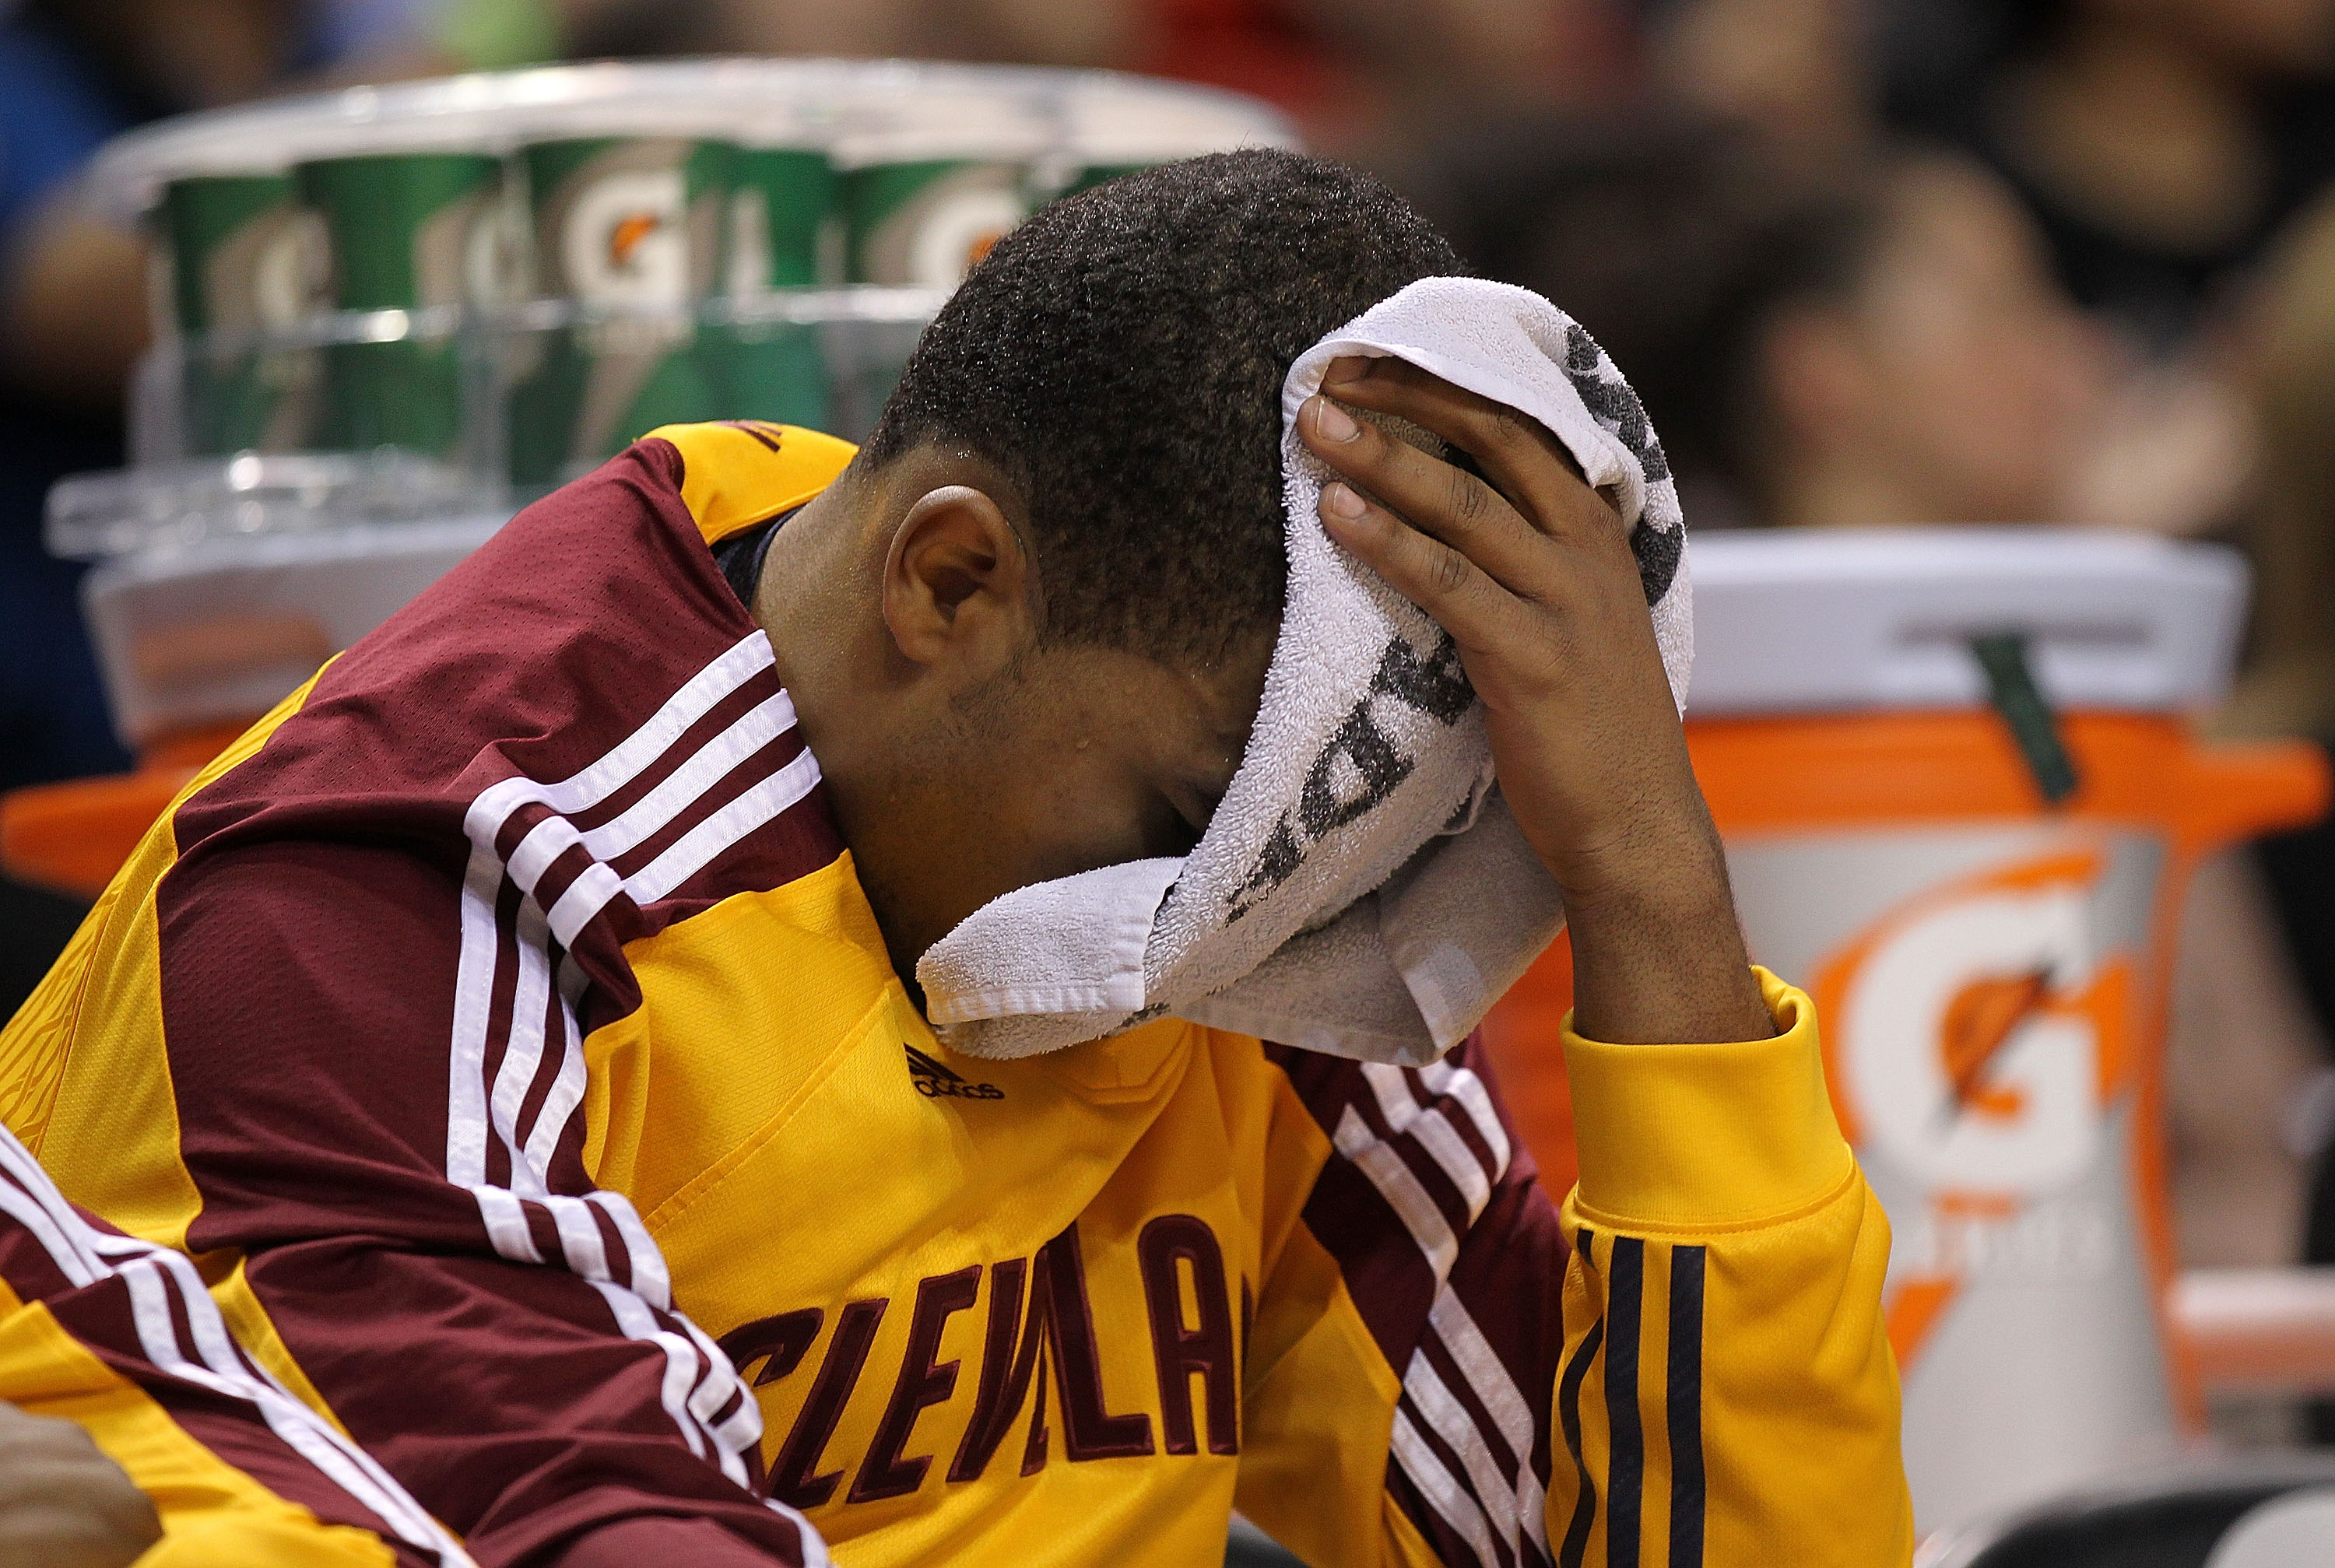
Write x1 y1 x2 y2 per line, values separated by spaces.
6 0 2335 1428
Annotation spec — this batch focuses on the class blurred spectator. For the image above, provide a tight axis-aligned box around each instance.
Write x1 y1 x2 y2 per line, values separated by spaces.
1414 118 2109 530
0 0 141 1015
2165 848 2326 1276
2220 194 2335 1443
1262 0 1638 151
2123 185 2335 1444
697 0 1638 156
2226 184 2335 1034
2226 191 2335 746
0 3 158 788
1648 0 1876 156
1887 0 2335 356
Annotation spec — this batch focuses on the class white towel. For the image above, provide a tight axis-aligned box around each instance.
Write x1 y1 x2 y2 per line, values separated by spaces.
917 276 1693 1065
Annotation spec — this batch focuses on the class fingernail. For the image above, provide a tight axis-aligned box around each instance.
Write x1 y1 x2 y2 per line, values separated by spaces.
1324 355 1372 384
1322 481 1368 519
1314 398 1360 443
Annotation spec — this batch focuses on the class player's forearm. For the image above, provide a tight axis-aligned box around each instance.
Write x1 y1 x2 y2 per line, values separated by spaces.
1558 792 1775 1047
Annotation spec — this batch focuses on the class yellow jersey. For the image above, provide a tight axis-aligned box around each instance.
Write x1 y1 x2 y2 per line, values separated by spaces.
0 423 1912 1566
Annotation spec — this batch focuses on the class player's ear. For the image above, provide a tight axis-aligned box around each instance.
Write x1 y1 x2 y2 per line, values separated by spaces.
879 485 1038 672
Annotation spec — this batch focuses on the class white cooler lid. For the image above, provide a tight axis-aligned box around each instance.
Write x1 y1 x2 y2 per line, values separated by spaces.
84 59 1298 219
1684 527 2248 717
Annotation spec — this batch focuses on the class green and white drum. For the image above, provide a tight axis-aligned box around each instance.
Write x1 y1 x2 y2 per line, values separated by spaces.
727 144 841 292
841 157 1031 288
297 150 511 455
837 92 1048 289
153 173 332 453
714 142 842 431
506 135 735 487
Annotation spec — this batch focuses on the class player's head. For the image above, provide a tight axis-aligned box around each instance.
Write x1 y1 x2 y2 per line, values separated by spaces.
863 147 1462 668
765 150 1460 974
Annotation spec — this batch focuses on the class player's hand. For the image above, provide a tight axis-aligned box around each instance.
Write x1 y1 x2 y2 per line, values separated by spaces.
0 1401 160 1568
1298 356 1771 1044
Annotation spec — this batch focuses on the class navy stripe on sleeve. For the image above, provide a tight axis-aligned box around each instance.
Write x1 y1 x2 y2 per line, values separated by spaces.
1557 1229 1603 1568
1667 1245 1707 1568
1605 1238 1645 1567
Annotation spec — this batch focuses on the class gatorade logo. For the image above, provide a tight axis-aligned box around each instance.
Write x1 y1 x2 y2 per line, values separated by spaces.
904 186 1023 289
238 208 332 332
610 212 664 266
413 189 514 311
1816 851 2130 1198
1816 850 2137 1367
565 170 686 309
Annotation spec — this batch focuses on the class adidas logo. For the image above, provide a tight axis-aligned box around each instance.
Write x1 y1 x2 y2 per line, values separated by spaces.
906 1044 1005 1101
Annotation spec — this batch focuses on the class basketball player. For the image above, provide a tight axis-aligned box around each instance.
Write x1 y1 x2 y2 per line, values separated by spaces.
0 151 1910 1566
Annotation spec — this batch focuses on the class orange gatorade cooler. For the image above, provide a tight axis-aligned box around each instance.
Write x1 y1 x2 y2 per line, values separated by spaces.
1484 528 2329 1534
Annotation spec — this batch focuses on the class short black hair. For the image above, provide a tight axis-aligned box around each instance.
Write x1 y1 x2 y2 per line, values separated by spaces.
862 149 1462 667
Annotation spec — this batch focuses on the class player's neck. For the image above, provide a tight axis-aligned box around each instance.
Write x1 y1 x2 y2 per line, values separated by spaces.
745 478 979 989
750 486 883 881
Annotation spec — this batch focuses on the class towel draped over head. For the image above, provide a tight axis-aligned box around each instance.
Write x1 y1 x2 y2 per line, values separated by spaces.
917 277 1693 1065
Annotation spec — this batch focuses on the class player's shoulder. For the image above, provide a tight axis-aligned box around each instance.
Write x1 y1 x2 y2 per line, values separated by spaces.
170 430 846 835
638 421 859 545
